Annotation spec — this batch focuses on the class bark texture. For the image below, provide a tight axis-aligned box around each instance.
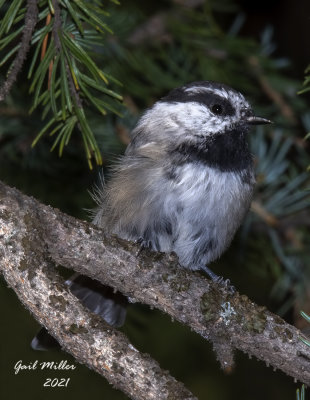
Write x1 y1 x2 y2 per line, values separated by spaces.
0 182 196 400
0 180 309 396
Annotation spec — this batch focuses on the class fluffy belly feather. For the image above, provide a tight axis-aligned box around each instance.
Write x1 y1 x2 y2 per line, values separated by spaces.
165 163 255 268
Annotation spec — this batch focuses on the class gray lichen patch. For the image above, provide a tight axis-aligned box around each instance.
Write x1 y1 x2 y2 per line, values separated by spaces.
49 294 67 311
200 287 267 334
161 266 191 293
169 276 191 293
137 249 167 270
18 253 36 284
19 257 29 272
241 310 267 334
200 286 225 323
68 323 89 335
273 325 295 342
0 207 10 221
229 294 267 334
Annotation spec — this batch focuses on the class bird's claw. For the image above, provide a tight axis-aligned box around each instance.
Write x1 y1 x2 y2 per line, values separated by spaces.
135 237 153 256
213 276 235 294
200 265 235 294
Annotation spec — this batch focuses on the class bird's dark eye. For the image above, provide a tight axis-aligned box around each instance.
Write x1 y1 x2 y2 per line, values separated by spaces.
211 104 223 115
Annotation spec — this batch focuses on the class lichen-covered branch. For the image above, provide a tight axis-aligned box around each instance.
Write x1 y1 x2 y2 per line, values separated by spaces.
0 180 310 389
0 182 196 400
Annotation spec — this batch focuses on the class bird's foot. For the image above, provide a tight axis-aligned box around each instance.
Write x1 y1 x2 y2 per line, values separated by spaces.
135 237 153 257
201 265 235 294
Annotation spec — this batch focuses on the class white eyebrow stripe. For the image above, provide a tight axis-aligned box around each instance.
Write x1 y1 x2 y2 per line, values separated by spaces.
184 86 241 101
183 85 250 114
210 88 229 98
184 86 232 101
184 87 213 94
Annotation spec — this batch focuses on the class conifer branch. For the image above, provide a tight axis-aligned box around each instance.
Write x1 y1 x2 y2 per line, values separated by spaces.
0 0 123 168
51 0 82 110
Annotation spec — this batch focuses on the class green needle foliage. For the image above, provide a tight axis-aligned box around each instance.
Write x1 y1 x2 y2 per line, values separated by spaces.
0 0 123 168
300 311 310 346
296 385 306 400
298 66 310 169
299 66 310 96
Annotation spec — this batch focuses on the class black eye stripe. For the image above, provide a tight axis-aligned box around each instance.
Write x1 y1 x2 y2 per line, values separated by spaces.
161 90 235 117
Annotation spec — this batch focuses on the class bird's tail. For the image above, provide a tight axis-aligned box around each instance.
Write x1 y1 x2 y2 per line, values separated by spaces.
31 273 127 351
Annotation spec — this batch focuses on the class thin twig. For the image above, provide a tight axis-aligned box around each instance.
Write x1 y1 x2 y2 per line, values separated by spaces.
0 0 38 101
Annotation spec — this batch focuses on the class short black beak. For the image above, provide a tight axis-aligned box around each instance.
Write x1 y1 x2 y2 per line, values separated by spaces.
246 116 272 125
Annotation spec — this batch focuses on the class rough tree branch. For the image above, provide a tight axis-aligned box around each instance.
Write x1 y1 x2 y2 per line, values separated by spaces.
0 180 309 395
0 181 196 400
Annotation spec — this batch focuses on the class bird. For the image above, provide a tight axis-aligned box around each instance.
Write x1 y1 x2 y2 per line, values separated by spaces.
31 81 271 349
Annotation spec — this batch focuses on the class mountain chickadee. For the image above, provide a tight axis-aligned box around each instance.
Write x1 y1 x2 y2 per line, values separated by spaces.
31 81 271 349
94 81 270 276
